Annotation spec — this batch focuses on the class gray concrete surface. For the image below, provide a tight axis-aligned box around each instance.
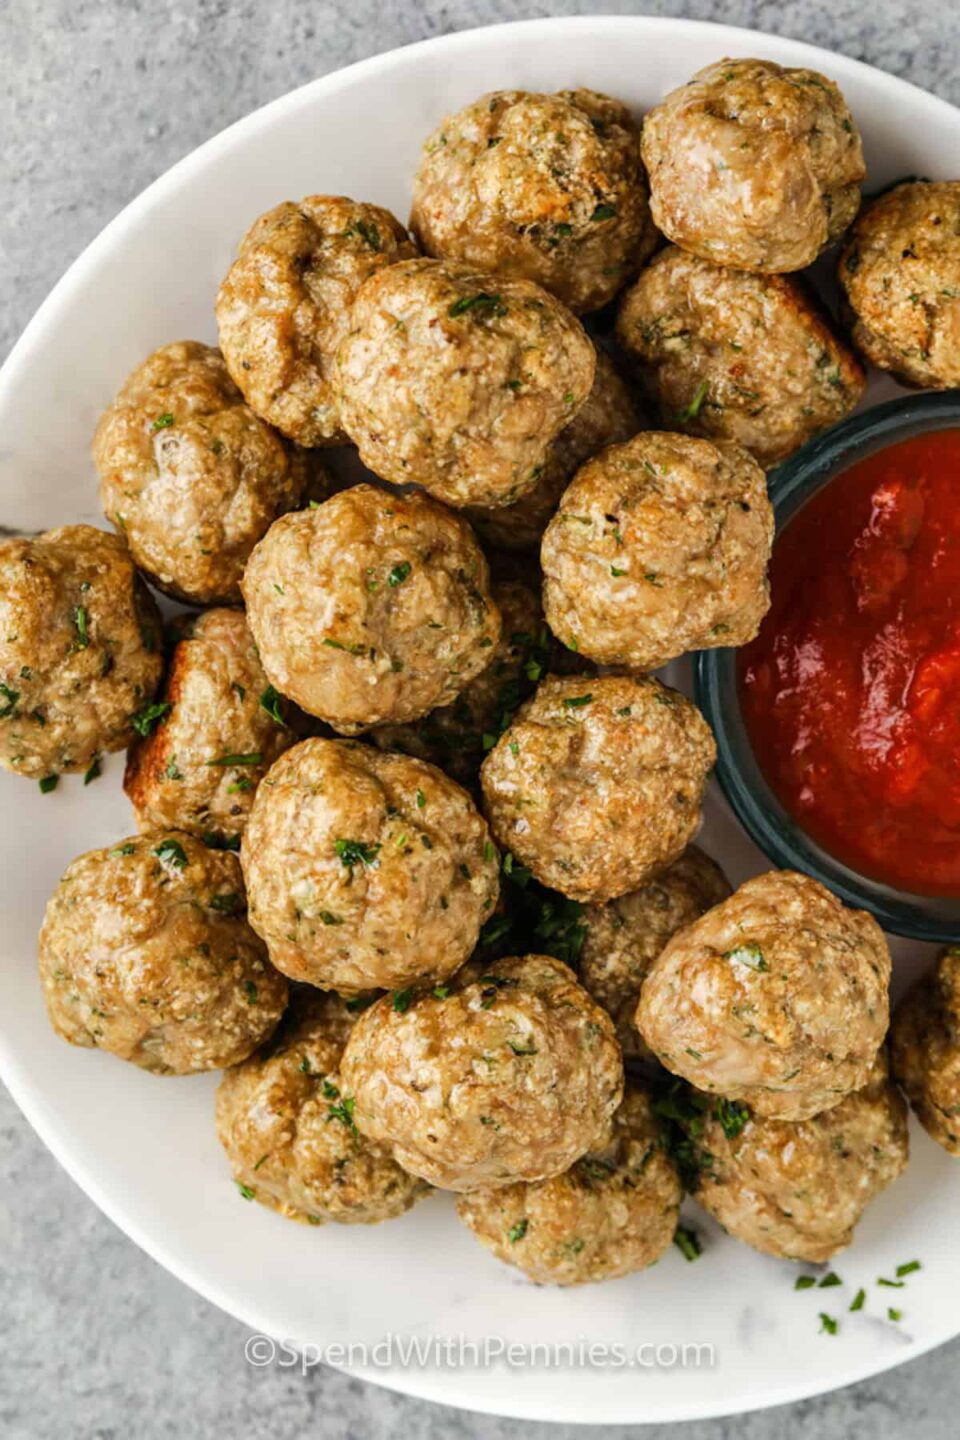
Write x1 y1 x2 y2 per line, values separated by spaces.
2 1 960 1435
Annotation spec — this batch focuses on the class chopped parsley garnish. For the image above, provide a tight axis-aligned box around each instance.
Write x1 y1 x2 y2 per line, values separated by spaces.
507 1039 537 1056
150 413 175 432
83 758 102 785
849 1288 866 1312
715 1097 750 1139
243 980 258 1004
258 685 287 726
610 566 627 577
723 943 767 971
392 988 414 1014
819 1313 838 1336
448 292 507 318
236 1182 256 1201
673 380 709 425
896 1260 921 1277
562 693 593 709
153 838 188 870
387 561 412 587
131 700 171 737
319 910 343 926
324 1081 358 1134
877 1276 905 1288
207 752 263 767
323 637 367 655
349 218 381 250
674 1226 702 1262
432 985 450 1000
888 1308 903 1323
819 1272 842 1289
507 1219 529 1243
795 1275 816 1291
0 682 20 717
202 832 241 852
590 203 617 222
415 789 426 809
109 843 137 857
74 605 90 649
38 774 59 794
335 838 381 869
344 993 379 1013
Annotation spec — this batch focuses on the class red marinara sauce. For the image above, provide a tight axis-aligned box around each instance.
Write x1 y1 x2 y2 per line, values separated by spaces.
739 428 960 898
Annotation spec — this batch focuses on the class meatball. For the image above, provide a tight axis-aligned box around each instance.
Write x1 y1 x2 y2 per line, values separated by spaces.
839 181 960 388
480 674 716 904
38 833 287 1074
0 525 162 780
124 608 298 846
216 195 418 446
456 1082 681 1284
216 988 430 1225
891 947 960 1155
370 578 551 786
242 484 500 733
615 247 865 467
93 341 309 604
637 870 891 1121
336 257 596 508
341 953 623 1191
241 738 499 994
466 348 641 552
580 846 731 1060
690 1059 908 1261
541 433 773 671
410 89 658 314
641 58 864 274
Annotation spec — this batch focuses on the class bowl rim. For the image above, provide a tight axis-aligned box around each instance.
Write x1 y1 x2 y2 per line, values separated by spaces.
695 390 960 941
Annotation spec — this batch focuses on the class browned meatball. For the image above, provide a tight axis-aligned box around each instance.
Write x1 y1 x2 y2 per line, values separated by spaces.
689 1059 908 1261
839 181 960 388
341 954 623 1191
891 947 960 1155
242 484 501 733
124 608 298 846
241 738 500 995
411 89 658 314
480 674 716 904
541 432 773 671
466 348 641 552
580 846 731 1060
216 196 418 446
93 341 309 603
216 988 430 1225
456 1082 681 1284
336 258 596 508
616 247 865 467
637 871 891 1121
38 833 287 1074
370 578 551 787
0 525 162 780
641 58 864 273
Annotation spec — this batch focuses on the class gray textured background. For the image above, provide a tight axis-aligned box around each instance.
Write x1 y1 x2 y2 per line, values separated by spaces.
2 2 959 1436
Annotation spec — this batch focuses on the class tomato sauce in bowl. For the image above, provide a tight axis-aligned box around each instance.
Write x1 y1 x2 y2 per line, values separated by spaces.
739 428 960 898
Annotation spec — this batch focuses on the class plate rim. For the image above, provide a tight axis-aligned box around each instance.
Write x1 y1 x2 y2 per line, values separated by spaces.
2 13 959 1424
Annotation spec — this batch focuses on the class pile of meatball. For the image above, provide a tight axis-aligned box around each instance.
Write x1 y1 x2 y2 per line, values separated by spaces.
6 57 960 1288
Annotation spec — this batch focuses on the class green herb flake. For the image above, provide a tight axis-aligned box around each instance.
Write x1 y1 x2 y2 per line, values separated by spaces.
723 943 767 972
207 752 263 767
448 292 507 319
507 1219 529 1243
243 980 258 1005
38 774 59 795
131 700 171 737
335 838 381 869
674 1226 702 1262
83 758 102 786
562 693 593 709
877 1276 905 1288
236 1182 256 1201
74 605 90 649
153 838 188 870
590 203 617 222
323 637 368 656
888 1307 903 1323
0 682 20 717
432 985 450 1000
258 685 287 726
319 910 343 927
849 1288 866 1312
392 988 414 1014
795 1275 817 1291
819 1272 843 1289
344 993 378 1013
109 843 137 857
150 413 175 432
610 565 627 577
387 561 412 587
672 380 709 425
715 1098 750 1139
415 789 426 809
819 1313 839 1336
896 1260 921 1277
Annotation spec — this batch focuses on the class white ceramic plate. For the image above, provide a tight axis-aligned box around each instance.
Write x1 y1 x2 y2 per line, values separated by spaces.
2 16 958 1425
